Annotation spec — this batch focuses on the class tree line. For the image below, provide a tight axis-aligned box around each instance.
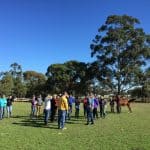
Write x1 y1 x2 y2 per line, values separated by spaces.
0 15 150 98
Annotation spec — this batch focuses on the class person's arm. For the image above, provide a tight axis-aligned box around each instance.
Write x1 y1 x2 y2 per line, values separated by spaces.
63 97 68 111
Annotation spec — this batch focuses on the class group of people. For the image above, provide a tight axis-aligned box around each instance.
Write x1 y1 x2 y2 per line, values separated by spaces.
0 95 14 120
0 92 121 130
30 92 121 130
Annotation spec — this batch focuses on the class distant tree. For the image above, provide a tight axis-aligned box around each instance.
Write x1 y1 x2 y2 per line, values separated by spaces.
90 15 150 94
10 62 22 79
46 61 89 95
0 73 14 96
23 71 46 97
46 63 70 93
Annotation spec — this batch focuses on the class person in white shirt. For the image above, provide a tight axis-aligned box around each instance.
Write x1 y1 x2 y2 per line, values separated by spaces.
44 94 52 125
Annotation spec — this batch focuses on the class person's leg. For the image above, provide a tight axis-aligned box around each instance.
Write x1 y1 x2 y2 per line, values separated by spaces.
2 107 5 118
86 108 90 124
10 105 12 117
77 109 79 118
90 110 94 124
61 110 66 129
93 108 96 119
36 106 39 117
0 107 2 120
95 108 98 119
44 109 50 125
7 106 9 118
100 106 103 118
58 110 62 129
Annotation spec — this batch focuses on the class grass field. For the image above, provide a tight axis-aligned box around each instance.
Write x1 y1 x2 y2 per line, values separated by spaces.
0 102 150 150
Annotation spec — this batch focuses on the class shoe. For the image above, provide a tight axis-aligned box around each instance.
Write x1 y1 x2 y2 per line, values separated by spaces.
62 127 67 130
85 123 89 125
91 122 94 125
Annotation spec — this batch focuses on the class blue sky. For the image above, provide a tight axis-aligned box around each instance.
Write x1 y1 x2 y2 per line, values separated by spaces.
0 0 150 73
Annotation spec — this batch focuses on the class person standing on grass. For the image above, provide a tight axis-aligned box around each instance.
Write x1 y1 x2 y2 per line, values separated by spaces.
1 95 7 119
86 94 94 125
0 95 3 120
58 91 68 130
67 94 74 120
7 95 14 118
99 96 107 118
93 96 99 119
116 95 121 113
50 94 58 122
30 95 37 118
44 94 52 125
36 94 43 117
83 96 88 118
75 96 80 119
110 96 115 113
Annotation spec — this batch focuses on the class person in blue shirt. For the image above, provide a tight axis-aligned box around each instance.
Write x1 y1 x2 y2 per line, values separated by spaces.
0 95 7 119
67 94 74 120
0 95 3 120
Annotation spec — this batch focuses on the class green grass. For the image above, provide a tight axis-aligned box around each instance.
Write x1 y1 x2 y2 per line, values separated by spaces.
0 102 150 150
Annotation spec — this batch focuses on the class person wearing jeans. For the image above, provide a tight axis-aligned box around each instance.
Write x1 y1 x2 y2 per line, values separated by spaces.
1 95 7 119
58 92 68 130
44 95 52 125
0 95 3 120
7 96 14 118
86 94 94 125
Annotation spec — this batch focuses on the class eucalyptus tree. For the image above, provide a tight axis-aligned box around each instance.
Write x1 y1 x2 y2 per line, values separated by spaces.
90 15 150 94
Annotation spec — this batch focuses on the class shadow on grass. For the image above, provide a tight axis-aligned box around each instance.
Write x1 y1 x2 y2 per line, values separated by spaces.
12 115 59 129
12 115 85 129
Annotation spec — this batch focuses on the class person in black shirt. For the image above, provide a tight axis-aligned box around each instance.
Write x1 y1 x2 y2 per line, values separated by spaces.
7 96 14 118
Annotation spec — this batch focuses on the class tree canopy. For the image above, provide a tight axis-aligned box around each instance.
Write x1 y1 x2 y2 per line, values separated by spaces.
90 15 150 94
